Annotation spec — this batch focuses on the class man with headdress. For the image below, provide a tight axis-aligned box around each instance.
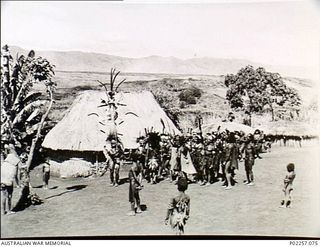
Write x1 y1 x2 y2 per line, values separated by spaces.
253 129 263 159
190 134 204 184
180 137 197 181
169 135 182 182
103 139 123 187
223 132 240 190
214 132 225 181
135 137 147 178
204 135 217 184
158 134 171 179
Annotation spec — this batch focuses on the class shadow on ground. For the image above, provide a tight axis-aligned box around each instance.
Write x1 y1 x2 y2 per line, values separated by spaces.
140 204 147 211
45 184 87 200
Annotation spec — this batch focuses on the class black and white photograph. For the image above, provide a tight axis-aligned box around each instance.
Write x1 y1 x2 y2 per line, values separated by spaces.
1 0 319 240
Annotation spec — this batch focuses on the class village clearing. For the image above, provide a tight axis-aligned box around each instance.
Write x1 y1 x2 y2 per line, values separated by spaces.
1 144 319 238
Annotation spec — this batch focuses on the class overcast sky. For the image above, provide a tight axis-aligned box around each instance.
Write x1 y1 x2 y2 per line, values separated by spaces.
1 0 319 69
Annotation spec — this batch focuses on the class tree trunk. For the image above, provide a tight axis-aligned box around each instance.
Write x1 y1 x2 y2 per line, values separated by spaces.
13 80 30 109
248 114 252 127
2 46 12 107
269 103 275 121
26 89 53 172
17 88 53 208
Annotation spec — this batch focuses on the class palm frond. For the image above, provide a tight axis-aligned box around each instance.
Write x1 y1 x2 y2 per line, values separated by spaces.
97 80 108 92
111 71 121 90
115 78 126 92
12 100 48 126
19 92 43 106
26 108 41 122
110 68 115 91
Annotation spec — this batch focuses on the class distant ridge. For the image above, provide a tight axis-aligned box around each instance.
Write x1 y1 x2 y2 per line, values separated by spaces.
8 46 316 80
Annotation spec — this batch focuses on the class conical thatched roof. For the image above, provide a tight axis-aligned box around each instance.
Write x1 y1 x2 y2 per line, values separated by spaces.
42 91 180 151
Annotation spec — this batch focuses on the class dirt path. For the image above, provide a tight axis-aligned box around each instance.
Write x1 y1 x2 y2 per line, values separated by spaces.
1 145 319 238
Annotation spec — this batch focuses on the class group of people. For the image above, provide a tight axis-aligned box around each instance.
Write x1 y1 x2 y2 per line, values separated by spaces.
101 129 272 234
1 127 297 235
103 129 269 190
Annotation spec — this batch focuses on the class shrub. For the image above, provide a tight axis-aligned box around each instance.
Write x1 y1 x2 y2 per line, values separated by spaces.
178 86 202 105
179 101 186 109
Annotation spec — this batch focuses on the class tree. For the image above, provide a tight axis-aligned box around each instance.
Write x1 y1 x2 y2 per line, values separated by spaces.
178 86 202 105
224 65 301 124
152 89 181 128
1 45 56 177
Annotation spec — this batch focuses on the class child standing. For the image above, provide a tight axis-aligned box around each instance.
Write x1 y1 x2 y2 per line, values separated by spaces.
165 177 190 235
42 159 50 189
127 160 143 216
280 163 296 208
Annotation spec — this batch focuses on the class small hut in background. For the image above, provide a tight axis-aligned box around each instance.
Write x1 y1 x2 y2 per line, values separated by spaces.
202 121 255 134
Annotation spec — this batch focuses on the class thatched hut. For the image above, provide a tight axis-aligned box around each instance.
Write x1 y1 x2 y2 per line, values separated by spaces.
256 121 320 136
202 121 255 134
42 90 180 165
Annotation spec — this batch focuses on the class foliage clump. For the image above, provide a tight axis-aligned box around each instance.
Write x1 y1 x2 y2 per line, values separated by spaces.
224 65 301 121
178 86 202 105
1 45 56 167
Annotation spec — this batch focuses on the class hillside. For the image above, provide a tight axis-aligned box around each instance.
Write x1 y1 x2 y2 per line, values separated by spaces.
52 70 315 105
47 71 318 136
9 46 316 80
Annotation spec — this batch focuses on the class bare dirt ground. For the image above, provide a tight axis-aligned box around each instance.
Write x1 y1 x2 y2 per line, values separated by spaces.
1 144 320 238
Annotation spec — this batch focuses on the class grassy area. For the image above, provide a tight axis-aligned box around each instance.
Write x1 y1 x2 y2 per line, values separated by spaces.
1 145 319 238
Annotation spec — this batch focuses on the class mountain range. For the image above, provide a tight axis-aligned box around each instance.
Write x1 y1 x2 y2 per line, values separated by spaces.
9 46 316 80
